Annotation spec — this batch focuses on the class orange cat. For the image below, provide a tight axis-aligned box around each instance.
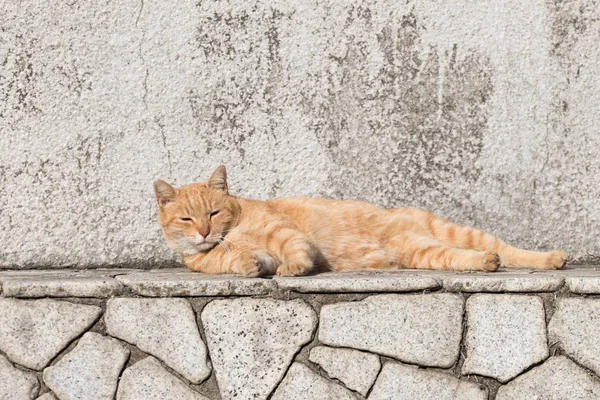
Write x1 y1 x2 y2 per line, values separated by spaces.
154 166 567 276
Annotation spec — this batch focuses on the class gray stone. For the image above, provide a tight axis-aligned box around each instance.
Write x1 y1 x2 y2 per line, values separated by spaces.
496 356 600 400
319 294 463 367
201 298 316 400
564 268 600 293
549 297 600 376
275 271 440 293
443 272 563 292
123 268 189 274
368 362 487 400
0 299 102 370
0 270 72 277
0 276 122 298
567 276 600 293
0 269 139 276
105 298 210 384
43 332 129 400
271 362 358 400
116 357 210 400
36 394 58 400
116 272 274 296
0 354 39 400
309 346 380 396
462 294 548 382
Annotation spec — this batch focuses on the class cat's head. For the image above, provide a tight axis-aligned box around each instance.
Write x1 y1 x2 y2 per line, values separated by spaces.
154 166 241 256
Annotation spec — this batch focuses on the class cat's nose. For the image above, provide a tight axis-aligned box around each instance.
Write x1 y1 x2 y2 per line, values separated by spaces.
197 227 210 238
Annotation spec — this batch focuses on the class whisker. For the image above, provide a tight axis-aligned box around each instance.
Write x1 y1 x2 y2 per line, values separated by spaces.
219 239 230 253
221 236 237 249
221 229 232 237
217 238 231 260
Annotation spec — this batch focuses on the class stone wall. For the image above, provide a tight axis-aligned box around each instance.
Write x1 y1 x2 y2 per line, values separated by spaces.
2 267 600 399
1 0 600 268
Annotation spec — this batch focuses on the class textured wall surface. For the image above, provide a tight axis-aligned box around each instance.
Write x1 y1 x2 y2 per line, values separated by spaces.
1 0 598 267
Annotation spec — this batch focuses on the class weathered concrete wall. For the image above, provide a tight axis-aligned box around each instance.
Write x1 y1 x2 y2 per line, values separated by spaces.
1 0 598 267
2 268 600 399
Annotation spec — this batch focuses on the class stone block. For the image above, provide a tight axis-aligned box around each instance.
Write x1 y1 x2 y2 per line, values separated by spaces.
43 332 129 400
0 276 122 297
462 294 548 382
116 272 275 296
319 294 464 367
549 297 600 375
271 362 358 400
443 272 563 292
0 269 141 277
116 357 210 400
566 273 600 294
496 356 600 400
368 362 487 400
309 346 380 396
0 354 39 400
0 299 101 370
105 298 210 384
275 271 440 293
201 298 316 400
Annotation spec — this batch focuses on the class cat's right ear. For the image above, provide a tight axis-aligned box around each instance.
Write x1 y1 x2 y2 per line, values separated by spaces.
208 165 228 193
154 180 177 207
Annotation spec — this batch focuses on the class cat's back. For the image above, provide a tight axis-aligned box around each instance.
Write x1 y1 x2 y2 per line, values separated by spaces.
267 197 381 218
266 197 388 236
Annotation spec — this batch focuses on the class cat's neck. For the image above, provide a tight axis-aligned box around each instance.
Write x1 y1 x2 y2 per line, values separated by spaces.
234 197 268 225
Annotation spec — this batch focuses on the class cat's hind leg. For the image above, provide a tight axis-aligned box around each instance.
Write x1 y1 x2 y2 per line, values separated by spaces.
495 247 567 270
405 209 567 270
437 222 566 270
388 232 500 272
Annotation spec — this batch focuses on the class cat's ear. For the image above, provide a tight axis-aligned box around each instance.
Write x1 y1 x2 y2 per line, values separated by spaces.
208 165 228 193
154 180 177 207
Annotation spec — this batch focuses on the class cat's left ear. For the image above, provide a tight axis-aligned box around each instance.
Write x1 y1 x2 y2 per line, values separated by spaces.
208 165 228 193
154 180 177 207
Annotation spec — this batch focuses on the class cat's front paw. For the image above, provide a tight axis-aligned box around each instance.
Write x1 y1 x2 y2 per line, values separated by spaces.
276 261 312 277
545 250 567 269
235 251 278 277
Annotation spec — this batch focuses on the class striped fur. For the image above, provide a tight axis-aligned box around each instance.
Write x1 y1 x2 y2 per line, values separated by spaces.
154 166 567 276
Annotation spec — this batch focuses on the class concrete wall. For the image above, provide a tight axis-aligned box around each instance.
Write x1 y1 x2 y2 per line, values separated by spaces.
1 0 598 268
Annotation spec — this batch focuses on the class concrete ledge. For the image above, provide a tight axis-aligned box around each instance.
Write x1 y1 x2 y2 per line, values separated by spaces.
274 272 441 293
1 267 597 297
442 273 564 293
1 276 123 298
1 266 600 400
115 272 275 297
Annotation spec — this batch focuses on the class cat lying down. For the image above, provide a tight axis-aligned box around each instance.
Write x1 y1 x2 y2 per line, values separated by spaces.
154 166 567 276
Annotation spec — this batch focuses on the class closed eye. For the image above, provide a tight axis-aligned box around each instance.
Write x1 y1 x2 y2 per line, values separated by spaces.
180 217 193 222
210 210 220 218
